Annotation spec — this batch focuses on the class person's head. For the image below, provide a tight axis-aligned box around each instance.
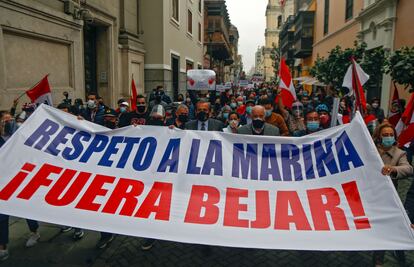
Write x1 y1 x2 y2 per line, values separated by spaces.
136 95 147 114
119 102 130 114
221 105 232 121
306 111 320 133
245 100 255 116
87 93 98 109
177 94 184 102
259 99 273 118
375 123 397 148
156 85 164 93
149 105 166 126
371 98 380 109
251 105 266 131
292 101 304 119
236 96 244 106
301 95 310 106
229 98 237 109
196 100 211 122
57 103 71 113
97 96 104 106
316 104 330 128
0 111 15 136
228 112 240 129
176 104 189 123
103 109 118 129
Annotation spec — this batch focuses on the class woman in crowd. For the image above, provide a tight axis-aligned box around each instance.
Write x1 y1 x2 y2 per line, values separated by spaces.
223 112 240 133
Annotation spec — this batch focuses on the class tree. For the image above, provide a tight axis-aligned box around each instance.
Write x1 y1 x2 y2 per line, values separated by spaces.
270 44 281 82
385 47 414 93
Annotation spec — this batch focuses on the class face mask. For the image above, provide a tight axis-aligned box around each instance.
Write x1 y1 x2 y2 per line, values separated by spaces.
246 106 253 115
223 113 229 120
3 121 15 136
230 119 239 128
372 103 379 109
197 111 208 122
104 121 117 129
178 114 189 123
87 100 96 109
120 107 127 113
237 101 243 106
149 119 164 126
230 103 237 109
307 121 320 132
319 115 330 125
265 109 272 118
252 119 265 129
137 105 146 114
382 136 395 147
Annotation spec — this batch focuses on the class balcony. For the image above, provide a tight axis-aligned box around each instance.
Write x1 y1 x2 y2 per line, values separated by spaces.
279 15 295 63
293 11 315 58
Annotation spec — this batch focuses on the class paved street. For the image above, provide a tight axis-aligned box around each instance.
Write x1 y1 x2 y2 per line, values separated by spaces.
1 178 413 267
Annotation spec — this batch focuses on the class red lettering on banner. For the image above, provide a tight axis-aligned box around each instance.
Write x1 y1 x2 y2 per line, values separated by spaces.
342 181 371 230
102 178 145 216
184 185 220 224
17 164 62 200
45 171 91 206
135 182 172 221
223 188 249 228
0 163 36 200
75 175 115 212
275 191 312 230
307 188 349 231
250 191 271 229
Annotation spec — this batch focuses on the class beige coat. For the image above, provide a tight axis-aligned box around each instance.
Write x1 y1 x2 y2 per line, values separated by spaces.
378 146 413 179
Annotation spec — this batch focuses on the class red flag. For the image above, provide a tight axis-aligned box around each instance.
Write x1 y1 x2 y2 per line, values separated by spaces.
26 75 53 106
278 58 296 108
388 85 401 127
397 93 414 146
342 58 369 115
131 77 138 111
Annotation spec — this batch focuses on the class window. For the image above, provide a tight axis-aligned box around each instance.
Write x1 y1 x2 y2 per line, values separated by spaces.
186 60 194 71
277 15 282 28
324 0 329 35
198 23 202 42
172 0 179 22
188 10 193 34
198 0 202 13
345 0 353 20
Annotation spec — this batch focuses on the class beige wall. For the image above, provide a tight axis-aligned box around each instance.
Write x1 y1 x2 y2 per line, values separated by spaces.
313 0 364 61
0 0 145 110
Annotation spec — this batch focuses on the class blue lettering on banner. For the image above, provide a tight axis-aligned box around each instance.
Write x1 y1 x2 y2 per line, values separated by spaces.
201 140 223 176
133 137 157 171
158 139 181 173
232 144 258 180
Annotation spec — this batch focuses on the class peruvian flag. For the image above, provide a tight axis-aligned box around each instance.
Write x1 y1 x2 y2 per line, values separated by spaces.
342 58 369 115
130 77 138 111
26 75 53 106
388 84 401 127
397 93 414 147
278 57 296 108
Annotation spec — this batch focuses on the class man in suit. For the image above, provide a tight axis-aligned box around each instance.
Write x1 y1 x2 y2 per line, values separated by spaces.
185 100 224 131
238 105 280 136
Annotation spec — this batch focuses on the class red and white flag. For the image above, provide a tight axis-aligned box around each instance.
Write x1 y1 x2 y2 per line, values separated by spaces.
26 75 53 106
278 57 297 108
130 77 138 111
342 58 369 114
396 93 414 147
388 85 401 127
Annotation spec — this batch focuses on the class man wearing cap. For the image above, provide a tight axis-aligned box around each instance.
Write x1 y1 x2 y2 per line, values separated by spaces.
103 109 119 129
237 106 280 136
185 100 224 131
117 101 130 128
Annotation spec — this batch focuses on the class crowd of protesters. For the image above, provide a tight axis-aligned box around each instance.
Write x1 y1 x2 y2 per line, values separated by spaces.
0 82 413 267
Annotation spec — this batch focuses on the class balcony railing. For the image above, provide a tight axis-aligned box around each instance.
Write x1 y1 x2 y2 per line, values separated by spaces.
293 11 315 58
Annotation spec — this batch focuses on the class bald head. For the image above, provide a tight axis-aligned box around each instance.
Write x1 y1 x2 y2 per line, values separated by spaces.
251 105 265 120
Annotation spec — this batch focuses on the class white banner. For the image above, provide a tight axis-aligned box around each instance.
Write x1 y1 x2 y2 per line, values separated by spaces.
187 70 216 91
0 105 413 251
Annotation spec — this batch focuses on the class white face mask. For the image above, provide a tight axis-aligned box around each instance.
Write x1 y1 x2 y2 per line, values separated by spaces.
87 100 96 109
372 103 379 109
229 119 239 128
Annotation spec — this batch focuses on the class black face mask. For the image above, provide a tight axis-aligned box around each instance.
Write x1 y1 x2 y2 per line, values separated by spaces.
155 95 162 102
3 121 15 136
197 111 208 122
137 105 146 114
149 119 164 126
104 121 117 129
178 114 189 123
252 119 265 130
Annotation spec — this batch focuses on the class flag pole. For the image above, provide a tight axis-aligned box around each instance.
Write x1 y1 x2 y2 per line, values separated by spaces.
15 74 50 101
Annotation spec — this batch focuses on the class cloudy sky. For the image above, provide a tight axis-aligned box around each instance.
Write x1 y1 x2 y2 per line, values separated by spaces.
226 0 268 72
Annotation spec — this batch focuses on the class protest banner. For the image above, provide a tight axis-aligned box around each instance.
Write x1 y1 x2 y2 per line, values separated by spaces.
187 70 216 91
0 104 413 251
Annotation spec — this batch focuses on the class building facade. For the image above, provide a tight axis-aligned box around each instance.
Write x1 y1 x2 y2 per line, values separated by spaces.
0 0 145 110
263 0 282 81
141 0 204 100
255 46 265 75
